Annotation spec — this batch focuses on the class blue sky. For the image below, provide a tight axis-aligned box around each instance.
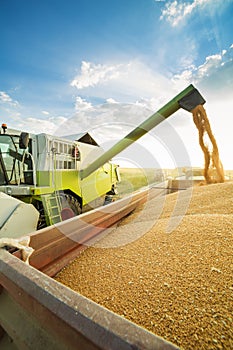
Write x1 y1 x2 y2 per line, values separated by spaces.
1 0 233 169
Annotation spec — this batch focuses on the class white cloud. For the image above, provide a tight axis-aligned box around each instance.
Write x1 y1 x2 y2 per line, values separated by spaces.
172 44 233 89
0 91 19 106
0 91 12 103
71 61 123 89
75 96 93 111
160 0 217 27
106 98 118 104
42 110 50 115
195 53 222 79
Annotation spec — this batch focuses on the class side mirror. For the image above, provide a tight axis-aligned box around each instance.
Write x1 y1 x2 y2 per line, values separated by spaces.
19 132 29 149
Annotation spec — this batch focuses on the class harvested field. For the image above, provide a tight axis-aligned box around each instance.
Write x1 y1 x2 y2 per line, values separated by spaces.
55 181 233 350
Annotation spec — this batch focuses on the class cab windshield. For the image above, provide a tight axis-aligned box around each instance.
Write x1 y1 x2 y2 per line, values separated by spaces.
0 134 31 185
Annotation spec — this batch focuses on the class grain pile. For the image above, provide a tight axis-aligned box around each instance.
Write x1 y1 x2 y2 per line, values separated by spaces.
55 182 233 350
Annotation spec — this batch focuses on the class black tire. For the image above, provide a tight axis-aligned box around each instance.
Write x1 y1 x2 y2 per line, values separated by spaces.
60 193 82 217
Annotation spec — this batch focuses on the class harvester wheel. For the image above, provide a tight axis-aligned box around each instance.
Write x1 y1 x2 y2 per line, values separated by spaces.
59 193 81 221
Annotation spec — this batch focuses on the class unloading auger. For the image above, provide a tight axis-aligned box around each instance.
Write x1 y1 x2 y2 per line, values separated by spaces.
80 84 205 180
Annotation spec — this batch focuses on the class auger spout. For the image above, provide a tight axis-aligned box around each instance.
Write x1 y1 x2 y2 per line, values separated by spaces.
80 84 205 180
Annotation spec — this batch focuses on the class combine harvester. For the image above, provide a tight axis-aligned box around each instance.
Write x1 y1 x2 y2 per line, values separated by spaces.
0 85 206 349
0 123 121 236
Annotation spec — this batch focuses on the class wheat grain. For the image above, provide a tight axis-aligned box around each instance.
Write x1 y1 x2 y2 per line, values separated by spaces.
55 182 233 350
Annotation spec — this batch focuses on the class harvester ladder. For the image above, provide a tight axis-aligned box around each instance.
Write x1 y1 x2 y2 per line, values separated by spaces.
43 192 62 225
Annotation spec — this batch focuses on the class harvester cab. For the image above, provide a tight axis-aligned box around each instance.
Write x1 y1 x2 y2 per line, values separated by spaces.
0 84 205 238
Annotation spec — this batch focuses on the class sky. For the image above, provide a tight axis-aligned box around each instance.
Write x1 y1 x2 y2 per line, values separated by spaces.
0 0 233 170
